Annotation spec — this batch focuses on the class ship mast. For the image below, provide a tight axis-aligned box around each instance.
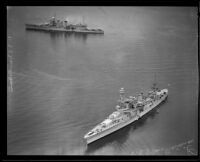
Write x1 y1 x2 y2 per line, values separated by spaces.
152 73 157 91
82 16 85 25
119 88 125 102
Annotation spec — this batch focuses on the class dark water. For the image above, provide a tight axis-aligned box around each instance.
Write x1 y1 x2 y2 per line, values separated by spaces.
7 7 198 155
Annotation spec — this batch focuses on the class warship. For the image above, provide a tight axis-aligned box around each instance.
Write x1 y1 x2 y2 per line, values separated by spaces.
25 16 104 34
84 83 168 144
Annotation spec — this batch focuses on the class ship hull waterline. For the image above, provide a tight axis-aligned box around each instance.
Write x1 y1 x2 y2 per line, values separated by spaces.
25 25 104 34
84 90 168 144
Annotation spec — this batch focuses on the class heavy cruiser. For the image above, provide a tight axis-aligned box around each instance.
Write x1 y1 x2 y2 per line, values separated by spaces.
84 83 168 144
25 16 104 34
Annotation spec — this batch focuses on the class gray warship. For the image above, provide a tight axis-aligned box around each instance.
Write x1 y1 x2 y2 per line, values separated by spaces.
84 83 168 144
25 16 104 34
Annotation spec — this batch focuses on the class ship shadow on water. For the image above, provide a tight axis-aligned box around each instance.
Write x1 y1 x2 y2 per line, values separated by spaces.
25 29 104 43
84 99 168 155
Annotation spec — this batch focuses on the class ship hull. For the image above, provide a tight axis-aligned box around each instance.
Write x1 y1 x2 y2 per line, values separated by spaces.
25 24 104 34
85 89 168 144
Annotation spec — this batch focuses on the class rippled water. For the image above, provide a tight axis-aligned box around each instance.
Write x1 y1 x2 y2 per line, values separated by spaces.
7 7 198 155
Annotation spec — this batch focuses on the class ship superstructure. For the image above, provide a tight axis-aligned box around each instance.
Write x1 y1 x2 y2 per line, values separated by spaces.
84 84 168 144
25 16 104 34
